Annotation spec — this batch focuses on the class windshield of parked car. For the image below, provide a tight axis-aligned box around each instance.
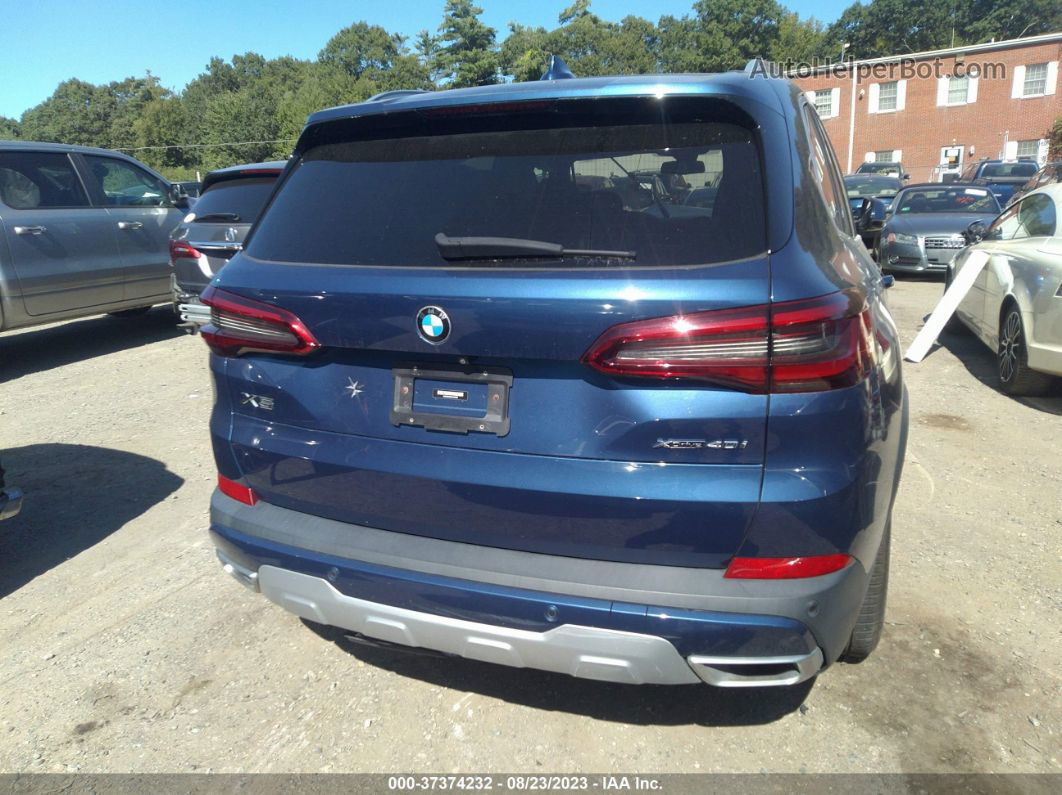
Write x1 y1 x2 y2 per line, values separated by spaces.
857 163 901 176
246 101 766 267
980 162 1038 179
894 186 1000 214
190 177 278 223
845 176 902 199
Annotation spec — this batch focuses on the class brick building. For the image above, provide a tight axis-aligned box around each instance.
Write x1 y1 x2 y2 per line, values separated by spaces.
790 32 1062 182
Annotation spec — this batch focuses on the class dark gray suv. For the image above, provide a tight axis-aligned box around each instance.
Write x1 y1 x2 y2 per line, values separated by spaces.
0 142 185 332
169 162 285 328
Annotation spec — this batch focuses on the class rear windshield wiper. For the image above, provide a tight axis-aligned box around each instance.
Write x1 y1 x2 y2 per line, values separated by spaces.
435 233 635 261
193 212 241 222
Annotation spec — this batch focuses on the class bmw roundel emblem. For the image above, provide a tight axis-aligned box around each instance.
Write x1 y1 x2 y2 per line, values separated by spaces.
416 306 451 344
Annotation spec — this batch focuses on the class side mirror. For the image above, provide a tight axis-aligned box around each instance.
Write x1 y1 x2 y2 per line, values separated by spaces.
964 220 987 244
856 197 886 233
902 173 911 181
174 194 193 211
881 274 895 288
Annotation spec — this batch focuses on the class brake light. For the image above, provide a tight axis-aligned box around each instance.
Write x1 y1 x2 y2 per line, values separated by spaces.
217 474 258 506
200 285 321 357
724 554 851 579
169 239 202 262
580 290 871 393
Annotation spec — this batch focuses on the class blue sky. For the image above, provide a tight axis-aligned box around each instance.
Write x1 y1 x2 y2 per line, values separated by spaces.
0 0 853 119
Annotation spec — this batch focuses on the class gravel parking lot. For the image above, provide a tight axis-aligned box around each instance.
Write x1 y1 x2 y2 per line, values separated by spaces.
0 279 1059 775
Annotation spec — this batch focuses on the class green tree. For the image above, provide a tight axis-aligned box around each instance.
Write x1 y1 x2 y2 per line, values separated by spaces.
319 22 404 78
19 79 118 146
0 116 19 140
131 98 189 170
769 12 828 63
436 0 498 87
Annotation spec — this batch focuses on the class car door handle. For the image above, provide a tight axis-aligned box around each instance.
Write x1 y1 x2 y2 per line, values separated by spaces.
117 221 143 230
13 225 46 236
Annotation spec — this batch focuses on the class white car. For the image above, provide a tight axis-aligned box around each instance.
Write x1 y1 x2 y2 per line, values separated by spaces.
946 183 1062 396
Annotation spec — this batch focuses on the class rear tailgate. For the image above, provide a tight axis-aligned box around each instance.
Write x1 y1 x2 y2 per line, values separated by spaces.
210 95 775 568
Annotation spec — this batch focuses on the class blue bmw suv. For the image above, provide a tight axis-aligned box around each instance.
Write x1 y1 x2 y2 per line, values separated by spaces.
203 64 907 688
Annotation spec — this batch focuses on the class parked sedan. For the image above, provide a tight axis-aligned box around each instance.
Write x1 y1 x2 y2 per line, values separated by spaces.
945 183 1062 395
877 183 1000 275
169 161 285 328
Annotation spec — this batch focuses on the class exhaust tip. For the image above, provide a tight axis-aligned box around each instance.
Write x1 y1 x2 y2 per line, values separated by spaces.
687 648 823 688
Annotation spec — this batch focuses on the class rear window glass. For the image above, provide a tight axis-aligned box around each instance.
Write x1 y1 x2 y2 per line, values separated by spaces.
191 177 277 223
247 109 765 267
980 162 1038 178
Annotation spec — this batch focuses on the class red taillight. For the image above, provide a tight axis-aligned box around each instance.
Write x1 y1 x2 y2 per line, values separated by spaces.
169 239 202 262
724 554 851 579
217 474 258 506
580 289 871 393
200 285 321 357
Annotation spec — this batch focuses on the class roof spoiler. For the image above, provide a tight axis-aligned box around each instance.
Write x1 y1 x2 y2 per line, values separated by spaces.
366 89 430 103
541 55 575 80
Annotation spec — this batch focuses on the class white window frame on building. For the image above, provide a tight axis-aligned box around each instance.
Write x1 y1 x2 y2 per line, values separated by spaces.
812 88 841 119
1012 61 1058 98
868 149 903 164
937 74 978 106
868 80 906 113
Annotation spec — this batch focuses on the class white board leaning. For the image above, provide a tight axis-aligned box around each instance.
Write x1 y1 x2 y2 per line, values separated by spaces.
904 249 990 364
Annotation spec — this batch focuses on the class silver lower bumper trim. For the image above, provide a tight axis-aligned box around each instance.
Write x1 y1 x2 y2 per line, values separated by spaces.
687 649 823 687
221 564 825 687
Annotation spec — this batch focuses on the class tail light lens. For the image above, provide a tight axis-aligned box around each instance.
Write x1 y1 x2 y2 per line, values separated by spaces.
217 474 258 506
200 285 321 357
581 289 871 393
169 239 202 263
724 554 852 579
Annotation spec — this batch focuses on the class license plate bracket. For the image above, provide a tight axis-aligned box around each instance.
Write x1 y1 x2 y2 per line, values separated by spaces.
391 365 512 436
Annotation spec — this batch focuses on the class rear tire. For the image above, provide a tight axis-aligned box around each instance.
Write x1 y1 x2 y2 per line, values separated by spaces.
108 306 152 318
997 305 1053 396
840 521 890 664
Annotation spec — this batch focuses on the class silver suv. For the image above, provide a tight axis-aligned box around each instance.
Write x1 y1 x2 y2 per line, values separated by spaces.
0 141 186 333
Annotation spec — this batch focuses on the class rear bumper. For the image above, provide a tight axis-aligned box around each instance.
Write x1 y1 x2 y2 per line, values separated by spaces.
210 491 870 686
0 486 23 521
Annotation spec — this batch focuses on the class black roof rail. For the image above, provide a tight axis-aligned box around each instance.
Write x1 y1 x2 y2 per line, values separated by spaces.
366 89 430 103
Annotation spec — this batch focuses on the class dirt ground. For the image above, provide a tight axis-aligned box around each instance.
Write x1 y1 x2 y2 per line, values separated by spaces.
0 279 1058 775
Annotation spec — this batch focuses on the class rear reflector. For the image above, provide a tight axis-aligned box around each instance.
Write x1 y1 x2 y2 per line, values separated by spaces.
200 285 321 357
581 289 871 393
169 239 202 262
724 554 851 579
217 474 258 506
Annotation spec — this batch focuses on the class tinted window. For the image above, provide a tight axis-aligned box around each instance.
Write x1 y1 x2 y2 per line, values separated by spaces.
1016 194 1056 237
248 110 765 268
803 107 850 233
83 155 172 207
0 151 89 209
980 162 1038 179
191 177 277 222
987 204 1020 240
895 186 999 214
857 162 901 176
844 176 901 199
